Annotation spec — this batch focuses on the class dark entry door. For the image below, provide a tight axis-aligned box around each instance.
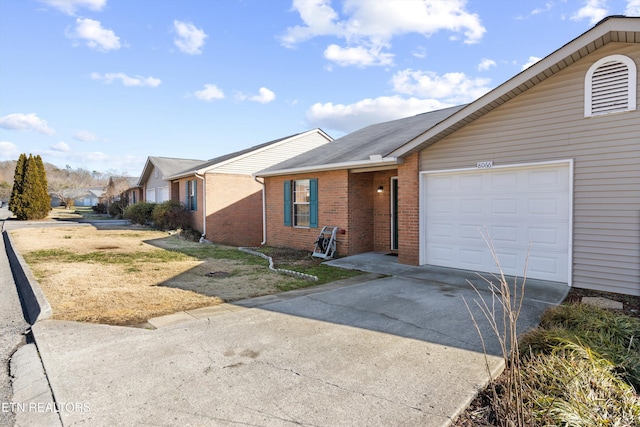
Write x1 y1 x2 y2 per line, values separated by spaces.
391 177 399 251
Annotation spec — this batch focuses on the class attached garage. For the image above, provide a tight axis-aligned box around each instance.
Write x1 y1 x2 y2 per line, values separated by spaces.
420 161 572 283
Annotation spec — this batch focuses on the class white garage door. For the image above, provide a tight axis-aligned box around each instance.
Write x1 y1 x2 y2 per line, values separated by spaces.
422 162 571 283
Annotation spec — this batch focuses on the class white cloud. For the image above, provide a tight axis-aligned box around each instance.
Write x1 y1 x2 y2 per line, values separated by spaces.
39 0 106 16
173 20 207 55
521 56 542 70
324 44 394 67
626 0 640 15
91 72 161 87
282 0 485 67
194 84 225 101
0 142 19 160
68 18 121 51
530 1 554 16
391 69 491 104
51 141 71 152
0 113 55 135
237 87 276 104
306 96 453 133
570 0 608 25
73 130 100 142
477 58 496 71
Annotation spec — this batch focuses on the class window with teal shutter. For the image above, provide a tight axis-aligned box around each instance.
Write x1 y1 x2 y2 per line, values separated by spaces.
192 179 197 211
309 178 318 228
285 178 318 228
186 179 197 211
283 180 291 226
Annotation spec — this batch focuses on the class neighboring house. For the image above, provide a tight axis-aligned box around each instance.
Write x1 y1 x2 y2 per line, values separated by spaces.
256 16 639 296
103 176 140 211
167 129 333 247
75 187 104 207
50 187 104 207
137 157 204 203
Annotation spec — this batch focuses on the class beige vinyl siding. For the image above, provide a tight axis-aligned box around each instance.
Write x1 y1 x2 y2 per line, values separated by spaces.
419 42 640 296
213 131 332 175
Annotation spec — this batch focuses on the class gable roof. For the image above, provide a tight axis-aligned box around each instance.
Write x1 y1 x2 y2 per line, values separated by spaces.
168 128 333 179
389 15 640 158
255 105 466 177
256 16 639 177
137 157 204 186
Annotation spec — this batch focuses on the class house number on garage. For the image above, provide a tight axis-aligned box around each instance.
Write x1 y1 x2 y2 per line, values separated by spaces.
476 161 493 169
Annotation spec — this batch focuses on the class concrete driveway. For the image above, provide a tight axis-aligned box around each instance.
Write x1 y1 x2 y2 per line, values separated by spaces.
26 253 567 426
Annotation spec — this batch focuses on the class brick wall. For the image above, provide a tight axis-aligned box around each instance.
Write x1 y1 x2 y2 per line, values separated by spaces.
173 176 204 234
347 173 373 254
397 153 420 265
205 173 263 246
265 170 352 255
264 169 399 256
372 170 397 253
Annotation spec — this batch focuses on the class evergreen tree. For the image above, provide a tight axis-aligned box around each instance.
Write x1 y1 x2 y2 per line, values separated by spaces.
9 153 51 220
8 153 27 217
32 155 51 218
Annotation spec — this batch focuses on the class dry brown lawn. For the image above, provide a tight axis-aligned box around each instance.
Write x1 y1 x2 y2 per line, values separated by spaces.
10 225 306 326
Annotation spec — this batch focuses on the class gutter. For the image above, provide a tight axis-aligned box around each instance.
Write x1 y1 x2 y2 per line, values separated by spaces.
254 157 399 178
254 176 267 245
195 173 206 239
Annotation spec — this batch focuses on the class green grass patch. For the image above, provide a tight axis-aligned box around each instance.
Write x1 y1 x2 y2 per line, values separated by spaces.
168 245 268 266
24 248 193 265
275 264 363 290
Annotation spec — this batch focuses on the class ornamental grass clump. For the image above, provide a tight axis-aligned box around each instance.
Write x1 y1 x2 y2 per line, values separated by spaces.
520 303 640 392
462 229 640 426
520 340 640 426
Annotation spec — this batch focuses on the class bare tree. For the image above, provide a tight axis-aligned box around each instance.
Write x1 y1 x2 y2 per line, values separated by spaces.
48 166 94 208
103 176 134 216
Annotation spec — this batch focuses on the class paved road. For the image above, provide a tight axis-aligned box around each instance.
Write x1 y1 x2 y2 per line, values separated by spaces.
0 207 30 427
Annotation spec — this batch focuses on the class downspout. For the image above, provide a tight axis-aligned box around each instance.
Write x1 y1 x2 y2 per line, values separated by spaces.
254 176 267 245
195 173 206 240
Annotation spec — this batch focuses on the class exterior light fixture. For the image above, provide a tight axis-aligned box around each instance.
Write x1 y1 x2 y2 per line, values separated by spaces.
377 186 384 193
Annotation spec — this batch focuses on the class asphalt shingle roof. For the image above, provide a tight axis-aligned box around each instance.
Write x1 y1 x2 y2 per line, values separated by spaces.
258 105 466 174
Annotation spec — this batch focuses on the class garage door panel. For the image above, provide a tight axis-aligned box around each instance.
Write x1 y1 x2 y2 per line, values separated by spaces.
459 249 484 267
423 163 570 283
430 246 454 263
528 254 566 279
491 198 519 215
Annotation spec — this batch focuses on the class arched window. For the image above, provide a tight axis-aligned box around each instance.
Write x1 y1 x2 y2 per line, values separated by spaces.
584 54 637 117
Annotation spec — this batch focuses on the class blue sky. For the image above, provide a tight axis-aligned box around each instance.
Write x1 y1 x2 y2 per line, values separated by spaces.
1 0 638 176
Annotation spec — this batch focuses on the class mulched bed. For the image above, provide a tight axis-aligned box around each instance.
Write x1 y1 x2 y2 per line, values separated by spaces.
452 287 640 426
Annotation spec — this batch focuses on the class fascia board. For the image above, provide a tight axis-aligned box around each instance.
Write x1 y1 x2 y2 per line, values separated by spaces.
254 158 398 178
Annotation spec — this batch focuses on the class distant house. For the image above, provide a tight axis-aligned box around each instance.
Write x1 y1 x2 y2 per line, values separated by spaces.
50 187 104 207
137 157 204 204
256 16 640 296
167 128 333 247
75 188 104 207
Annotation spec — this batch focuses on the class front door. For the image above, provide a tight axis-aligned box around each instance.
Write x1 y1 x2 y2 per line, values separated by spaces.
391 177 399 251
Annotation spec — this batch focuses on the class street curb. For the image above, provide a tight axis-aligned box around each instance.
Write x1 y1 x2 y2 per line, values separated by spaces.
2 231 52 325
10 343 62 427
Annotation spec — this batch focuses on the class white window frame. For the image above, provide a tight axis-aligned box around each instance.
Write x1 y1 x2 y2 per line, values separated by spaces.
584 54 637 117
292 179 310 228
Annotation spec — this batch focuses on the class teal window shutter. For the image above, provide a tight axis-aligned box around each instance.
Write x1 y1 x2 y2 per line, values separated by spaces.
283 180 291 226
193 179 197 211
309 178 318 228
185 181 189 207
